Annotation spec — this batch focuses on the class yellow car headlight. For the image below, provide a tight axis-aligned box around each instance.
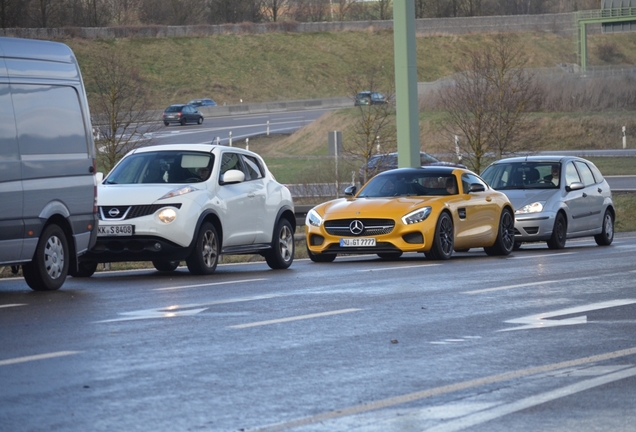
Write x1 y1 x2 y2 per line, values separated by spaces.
402 207 432 225
516 201 544 214
157 207 177 224
306 208 323 227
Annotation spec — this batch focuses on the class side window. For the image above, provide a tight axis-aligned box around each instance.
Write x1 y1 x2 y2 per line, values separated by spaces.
588 163 604 183
220 152 243 177
564 161 581 185
242 155 264 180
574 161 596 186
12 84 88 155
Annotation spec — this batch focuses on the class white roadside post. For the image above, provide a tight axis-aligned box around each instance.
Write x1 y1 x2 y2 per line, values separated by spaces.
623 126 626 149
245 138 249 151
455 135 462 162
229 131 233 147
267 120 270 136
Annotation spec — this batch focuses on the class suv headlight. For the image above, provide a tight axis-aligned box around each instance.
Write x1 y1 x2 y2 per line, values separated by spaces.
160 185 198 200
516 201 544 214
402 207 432 225
306 208 323 227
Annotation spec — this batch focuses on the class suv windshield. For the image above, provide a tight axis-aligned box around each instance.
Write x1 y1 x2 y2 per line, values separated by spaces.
481 162 561 190
105 151 214 184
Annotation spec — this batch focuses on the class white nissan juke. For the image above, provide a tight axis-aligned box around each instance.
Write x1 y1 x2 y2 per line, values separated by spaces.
76 144 295 277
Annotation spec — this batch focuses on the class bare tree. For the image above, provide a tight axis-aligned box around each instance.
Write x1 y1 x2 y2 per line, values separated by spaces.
86 50 160 171
345 68 396 185
262 0 288 22
437 35 541 173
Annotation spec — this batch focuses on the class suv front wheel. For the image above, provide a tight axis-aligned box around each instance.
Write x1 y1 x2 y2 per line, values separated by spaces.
265 218 295 270
186 222 219 275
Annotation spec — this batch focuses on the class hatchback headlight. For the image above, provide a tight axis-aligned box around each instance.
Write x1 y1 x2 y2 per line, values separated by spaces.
160 185 198 200
306 209 323 227
402 207 432 225
516 201 544 214
157 207 177 224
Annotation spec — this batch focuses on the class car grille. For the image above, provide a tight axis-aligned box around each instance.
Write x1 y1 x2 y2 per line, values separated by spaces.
99 204 182 221
324 218 394 236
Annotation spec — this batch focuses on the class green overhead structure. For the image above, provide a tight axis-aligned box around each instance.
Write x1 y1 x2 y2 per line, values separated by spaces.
393 0 420 168
577 7 636 72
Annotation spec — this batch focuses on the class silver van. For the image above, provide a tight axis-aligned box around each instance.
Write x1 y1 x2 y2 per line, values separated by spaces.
0 37 98 291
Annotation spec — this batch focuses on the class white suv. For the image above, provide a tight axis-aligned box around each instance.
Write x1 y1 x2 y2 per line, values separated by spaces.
76 144 295 276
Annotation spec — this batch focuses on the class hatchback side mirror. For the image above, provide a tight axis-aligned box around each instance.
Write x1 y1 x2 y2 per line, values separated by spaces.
565 182 584 192
220 169 245 185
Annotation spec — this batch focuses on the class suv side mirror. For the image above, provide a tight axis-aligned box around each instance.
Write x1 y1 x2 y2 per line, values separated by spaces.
220 169 245 185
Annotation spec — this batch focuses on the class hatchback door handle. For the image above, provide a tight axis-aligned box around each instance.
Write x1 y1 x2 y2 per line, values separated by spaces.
582 193 587 198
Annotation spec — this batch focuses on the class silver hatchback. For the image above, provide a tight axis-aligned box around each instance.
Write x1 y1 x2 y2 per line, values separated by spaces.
481 156 615 249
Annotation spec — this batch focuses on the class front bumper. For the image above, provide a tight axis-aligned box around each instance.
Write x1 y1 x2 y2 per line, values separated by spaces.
514 212 555 241
81 235 193 263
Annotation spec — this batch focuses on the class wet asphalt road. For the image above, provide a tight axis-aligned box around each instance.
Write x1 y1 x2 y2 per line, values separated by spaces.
1 234 636 431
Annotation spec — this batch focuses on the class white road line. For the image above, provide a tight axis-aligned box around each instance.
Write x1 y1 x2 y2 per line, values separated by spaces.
0 351 81 367
422 366 636 432
464 275 602 295
153 278 267 291
248 347 636 432
0 303 26 309
507 252 575 259
228 308 362 329
357 264 441 272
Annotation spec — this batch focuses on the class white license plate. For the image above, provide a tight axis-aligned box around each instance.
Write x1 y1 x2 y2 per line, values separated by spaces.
340 238 376 247
98 225 134 237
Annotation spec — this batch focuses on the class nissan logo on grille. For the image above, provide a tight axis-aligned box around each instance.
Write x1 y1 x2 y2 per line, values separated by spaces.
349 220 364 235
108 208 120 217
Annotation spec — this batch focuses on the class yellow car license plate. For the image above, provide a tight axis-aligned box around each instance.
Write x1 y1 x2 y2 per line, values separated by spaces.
340 238 376 247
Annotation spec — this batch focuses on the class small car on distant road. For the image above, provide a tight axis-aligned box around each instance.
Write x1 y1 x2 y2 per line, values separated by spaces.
354 91 388 106
162 104 204 126
188 98 217 107
306 166 515 262
480 155 615 249
77 144 296 277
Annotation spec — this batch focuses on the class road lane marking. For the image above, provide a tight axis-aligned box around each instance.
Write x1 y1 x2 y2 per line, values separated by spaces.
153 278 267 291
95 293 287 323
0 303 26 309
357 264 441 272
0 351 81 367
422 366 636 432
463 274 612 294
498 299 636 332
228 308 362 329
247 346 636 432
507 252 575 259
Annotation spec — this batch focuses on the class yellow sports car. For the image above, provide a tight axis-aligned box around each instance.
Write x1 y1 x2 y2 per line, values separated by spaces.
305 166 515 262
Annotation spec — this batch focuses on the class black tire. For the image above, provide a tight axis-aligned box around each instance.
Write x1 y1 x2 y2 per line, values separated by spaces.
484 208 515 256
197 116 203 125
547 212 567 249
22 224 69 291
513 241 522 251
307 248 336 263
377 252 403 260
265 219 295 270
163 121 169 126
186 222 219 275
424 212 454 260
180 117 187 126
70 261 98 278
594 209 614 246
152 260 180 272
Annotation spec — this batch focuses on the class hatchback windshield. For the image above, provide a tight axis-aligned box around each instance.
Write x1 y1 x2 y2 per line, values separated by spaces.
358 171 458 197
481 162 561 190
105 151 214 184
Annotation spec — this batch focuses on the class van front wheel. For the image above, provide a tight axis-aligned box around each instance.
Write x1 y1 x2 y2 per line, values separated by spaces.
23 224 69 291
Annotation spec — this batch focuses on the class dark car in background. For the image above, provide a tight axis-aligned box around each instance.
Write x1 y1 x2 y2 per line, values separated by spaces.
187 98 217 107
162 104 204 126
359 152 466 184
354 91 388 106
